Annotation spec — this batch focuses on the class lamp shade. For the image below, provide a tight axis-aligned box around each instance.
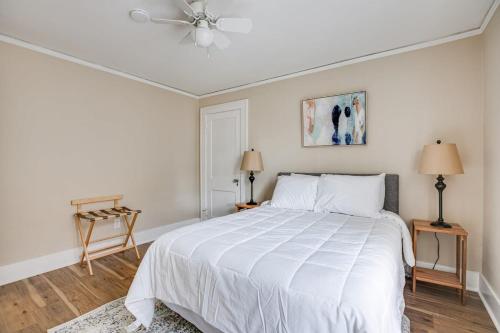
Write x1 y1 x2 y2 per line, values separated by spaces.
240 150 264 171
419 142 464 175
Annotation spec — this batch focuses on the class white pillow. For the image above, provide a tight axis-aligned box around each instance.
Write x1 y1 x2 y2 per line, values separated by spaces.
313 174 386 218
271 175 319 210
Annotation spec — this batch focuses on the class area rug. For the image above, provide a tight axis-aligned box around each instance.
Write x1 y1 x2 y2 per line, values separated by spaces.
48 297 411 333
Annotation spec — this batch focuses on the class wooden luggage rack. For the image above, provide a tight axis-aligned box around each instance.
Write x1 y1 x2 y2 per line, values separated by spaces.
71 194 142 275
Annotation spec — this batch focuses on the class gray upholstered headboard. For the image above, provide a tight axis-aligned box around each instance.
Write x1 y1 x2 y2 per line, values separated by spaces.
277 172 399 214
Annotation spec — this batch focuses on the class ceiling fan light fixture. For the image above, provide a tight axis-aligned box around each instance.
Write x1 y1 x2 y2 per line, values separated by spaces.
192 21 214 48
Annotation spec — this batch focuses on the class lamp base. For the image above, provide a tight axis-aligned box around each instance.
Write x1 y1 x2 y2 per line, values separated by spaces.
430 221 452 228
246 200 257 205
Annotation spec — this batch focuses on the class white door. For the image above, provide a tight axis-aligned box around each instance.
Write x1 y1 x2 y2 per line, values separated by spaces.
201 100 248 220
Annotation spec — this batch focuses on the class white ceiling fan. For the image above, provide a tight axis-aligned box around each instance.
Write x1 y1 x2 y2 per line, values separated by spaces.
129 0 252 52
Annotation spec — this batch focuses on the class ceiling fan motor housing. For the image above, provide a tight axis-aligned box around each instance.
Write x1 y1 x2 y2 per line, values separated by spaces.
190 1 205 16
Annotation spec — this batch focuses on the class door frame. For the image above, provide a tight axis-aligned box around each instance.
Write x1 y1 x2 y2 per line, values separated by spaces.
200 99 248 220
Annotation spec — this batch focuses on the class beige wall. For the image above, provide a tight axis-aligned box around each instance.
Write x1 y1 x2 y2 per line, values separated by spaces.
483 7 500 296
201 37 485 270
0 32 491 275
0 42 200 266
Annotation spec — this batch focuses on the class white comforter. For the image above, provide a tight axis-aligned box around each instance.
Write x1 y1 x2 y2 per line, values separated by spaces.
126 207 415 333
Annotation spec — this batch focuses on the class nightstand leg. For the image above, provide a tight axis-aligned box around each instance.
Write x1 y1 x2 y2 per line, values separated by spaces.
461 236 467 305
412 225 417 293
456 235 461 295
456 235 460 279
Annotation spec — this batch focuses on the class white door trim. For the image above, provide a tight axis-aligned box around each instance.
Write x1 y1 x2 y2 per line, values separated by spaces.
200 99 248 219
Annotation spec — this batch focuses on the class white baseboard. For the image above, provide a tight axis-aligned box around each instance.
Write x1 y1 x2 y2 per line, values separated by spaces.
416 260 479 292
0 218 200 286
415 263 499 330
479 274 500 331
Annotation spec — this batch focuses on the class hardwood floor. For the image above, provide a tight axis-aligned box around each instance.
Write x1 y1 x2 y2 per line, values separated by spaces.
0 243 496 333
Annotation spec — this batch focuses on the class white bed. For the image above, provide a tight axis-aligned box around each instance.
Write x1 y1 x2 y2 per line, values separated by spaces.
125 205 415 333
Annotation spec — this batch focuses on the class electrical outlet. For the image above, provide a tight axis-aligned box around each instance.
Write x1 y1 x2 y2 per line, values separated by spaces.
114 218 121 230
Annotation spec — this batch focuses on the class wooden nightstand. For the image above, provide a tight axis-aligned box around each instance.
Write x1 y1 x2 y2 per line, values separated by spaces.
235 202 260 212
412 219 468 304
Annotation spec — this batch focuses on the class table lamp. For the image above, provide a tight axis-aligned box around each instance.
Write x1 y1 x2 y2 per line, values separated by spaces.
419 140 464 228
240 149 264 205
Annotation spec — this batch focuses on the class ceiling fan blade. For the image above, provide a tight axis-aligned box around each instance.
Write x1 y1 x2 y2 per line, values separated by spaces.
179 30 193 44
174 0 196 17
216 18 252 33
150 17 194 25
212 30 231 49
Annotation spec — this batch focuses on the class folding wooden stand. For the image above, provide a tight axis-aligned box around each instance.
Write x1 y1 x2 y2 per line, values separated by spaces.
71 195 142 275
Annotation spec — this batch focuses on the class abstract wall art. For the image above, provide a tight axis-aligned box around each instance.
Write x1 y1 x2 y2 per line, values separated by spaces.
302 91 366 146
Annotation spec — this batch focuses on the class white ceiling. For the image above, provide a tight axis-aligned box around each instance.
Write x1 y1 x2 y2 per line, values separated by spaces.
0 0 496 96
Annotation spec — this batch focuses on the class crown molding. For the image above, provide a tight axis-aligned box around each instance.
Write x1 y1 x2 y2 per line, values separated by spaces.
199 29 481 98
199 0 500 99
0 34 199 99
480 0 500 33
1 0 498 99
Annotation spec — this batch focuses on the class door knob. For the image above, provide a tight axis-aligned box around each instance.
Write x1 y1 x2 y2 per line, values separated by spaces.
233 179 239 186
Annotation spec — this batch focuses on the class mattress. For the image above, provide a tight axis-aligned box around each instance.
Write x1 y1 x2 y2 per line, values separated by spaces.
125 206 415 333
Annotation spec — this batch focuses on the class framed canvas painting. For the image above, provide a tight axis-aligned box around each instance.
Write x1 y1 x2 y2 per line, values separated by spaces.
302 91 366 147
